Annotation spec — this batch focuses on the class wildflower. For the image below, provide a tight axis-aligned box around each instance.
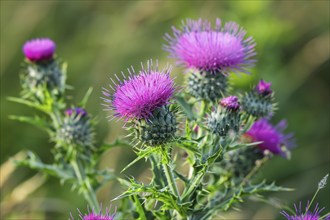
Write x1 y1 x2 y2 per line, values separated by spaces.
164 18 256 74
281 202 329 220
245 118 295 158
23 38 56 62
241 79 274 118
70 205 116 220
102 60 175 120
102 60 177 146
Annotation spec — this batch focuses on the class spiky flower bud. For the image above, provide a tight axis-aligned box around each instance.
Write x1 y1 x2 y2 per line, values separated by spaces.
208 96 240 136
187 70 228 102
21 38 64 99
56 108 94 148
133 105 177 146
241 80 274 118
219 147 264 181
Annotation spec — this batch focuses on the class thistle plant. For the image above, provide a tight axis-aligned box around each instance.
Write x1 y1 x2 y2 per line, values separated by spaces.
9 18 327 220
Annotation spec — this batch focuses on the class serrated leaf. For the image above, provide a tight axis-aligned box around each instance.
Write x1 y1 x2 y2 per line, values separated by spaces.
7 97 51 113
14 151 74 180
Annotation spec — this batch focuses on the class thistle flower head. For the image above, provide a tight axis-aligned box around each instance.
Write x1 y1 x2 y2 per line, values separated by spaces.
102 60 175 120
281 202 329 220
164 18 256 74
23 38 56 62
245 118 295 158
255 80 272 96
220 96 240 111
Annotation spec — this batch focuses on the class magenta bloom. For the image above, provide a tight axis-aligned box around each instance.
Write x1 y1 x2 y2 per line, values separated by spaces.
164 18 256 74
65 108 88 117
70 206 115 220
255 80 272 96
245 118 294 157
102 60 175 120
22 38 56 62
281 202 329 220
220 96 240 111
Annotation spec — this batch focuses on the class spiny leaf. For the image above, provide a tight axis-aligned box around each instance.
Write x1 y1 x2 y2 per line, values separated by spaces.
9 115 52 133
14 151 74 180
7 96 51 113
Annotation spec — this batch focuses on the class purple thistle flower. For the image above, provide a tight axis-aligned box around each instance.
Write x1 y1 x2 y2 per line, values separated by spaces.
164 18 256 74
22 38 56 62
70 206 115 220
102 60 175 120
281 202 329 220
220 96 240 111
245 118 295 157
65 108 88 117
255 80 272 96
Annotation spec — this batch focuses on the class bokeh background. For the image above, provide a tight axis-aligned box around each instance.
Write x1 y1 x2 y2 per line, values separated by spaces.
1 1 329 219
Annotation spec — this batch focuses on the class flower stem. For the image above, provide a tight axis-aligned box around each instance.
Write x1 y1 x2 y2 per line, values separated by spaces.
70 157 100 212
162 163 180 199
304 188 320 215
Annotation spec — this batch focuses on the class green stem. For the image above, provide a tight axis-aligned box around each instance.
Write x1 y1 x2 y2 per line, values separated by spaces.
241 156 269 186
304 188 320 215
70 157 100 212
162 163 180 199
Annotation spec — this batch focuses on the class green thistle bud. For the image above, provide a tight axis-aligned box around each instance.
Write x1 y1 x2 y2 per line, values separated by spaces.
56 108 94 149
220 147 264 181
187 70 228 102
133 105 177 146
241 80 274 118
20 60 65 99
208 96 240 137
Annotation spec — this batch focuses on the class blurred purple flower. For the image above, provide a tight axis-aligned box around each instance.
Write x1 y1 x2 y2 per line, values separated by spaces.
246 118 295 158
220 96 240 111
70 206 115 220
102 60 175 120
255 80 272 96
164 18 256 74
281 202 329 220
65 108 88 117
22 38 56 62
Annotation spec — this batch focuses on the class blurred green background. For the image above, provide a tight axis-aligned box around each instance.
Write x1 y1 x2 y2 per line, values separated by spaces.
1 1 329 219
